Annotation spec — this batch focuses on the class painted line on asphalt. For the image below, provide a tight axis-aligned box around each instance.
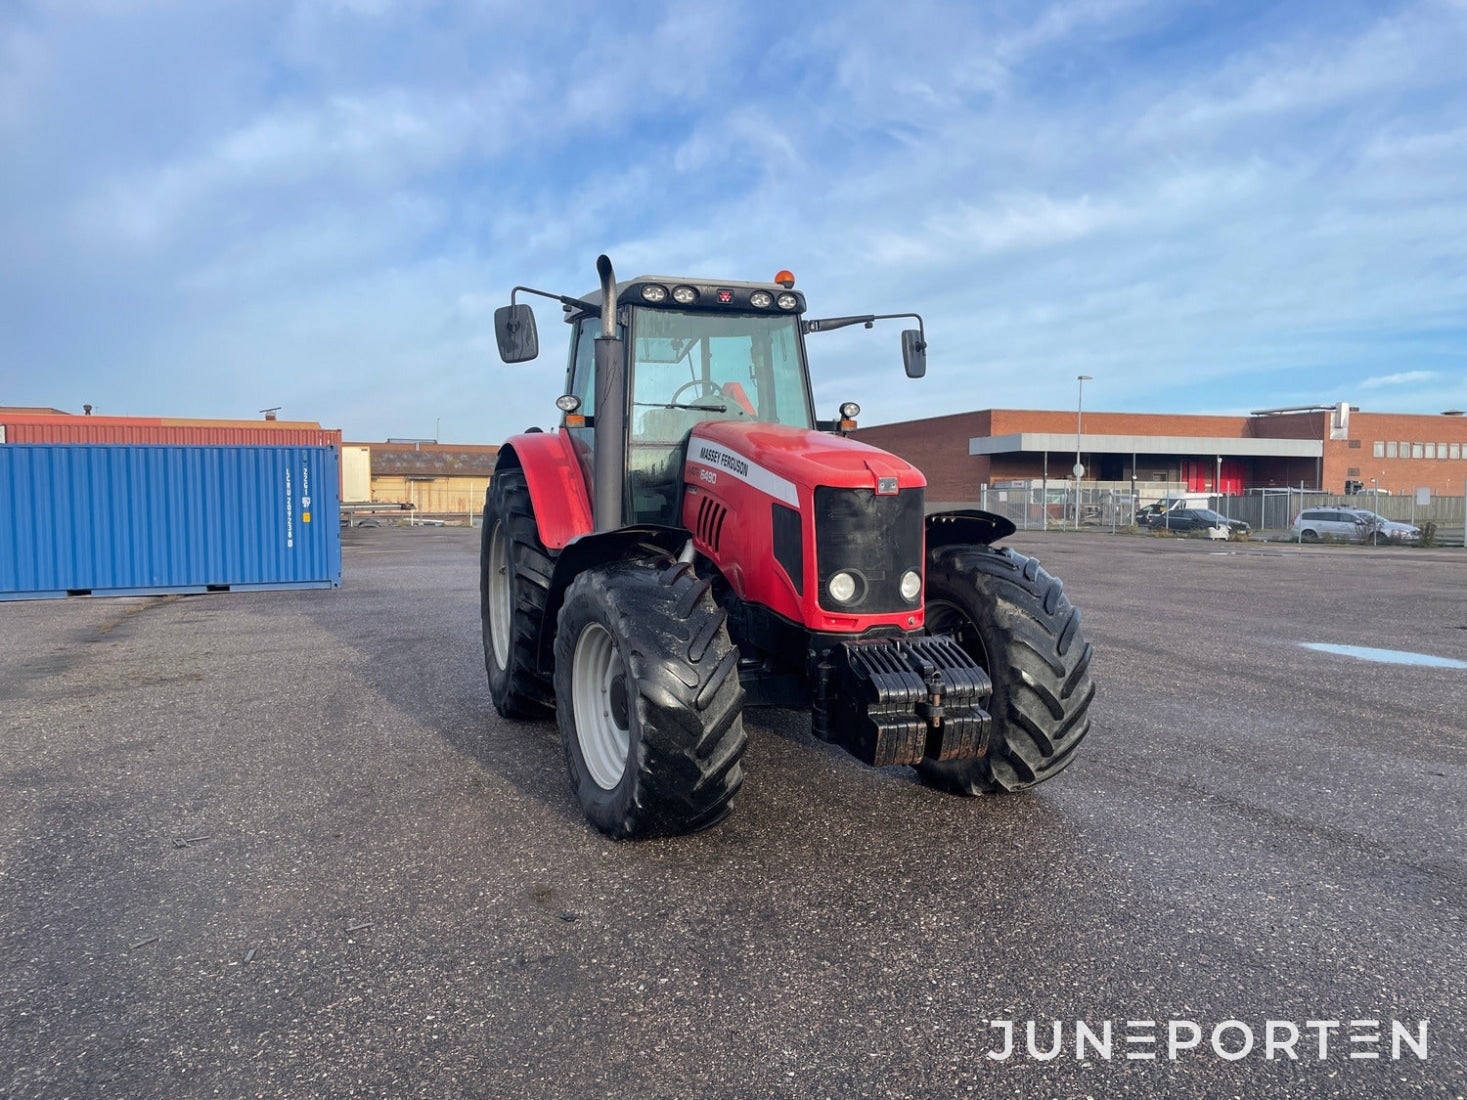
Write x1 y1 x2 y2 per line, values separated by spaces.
1299 642 1467 669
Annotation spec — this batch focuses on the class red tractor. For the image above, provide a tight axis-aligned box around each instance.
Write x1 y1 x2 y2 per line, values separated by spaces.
482 256 1094 838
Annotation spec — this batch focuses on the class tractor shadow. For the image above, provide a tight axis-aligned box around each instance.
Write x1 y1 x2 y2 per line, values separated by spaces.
303 528 588 830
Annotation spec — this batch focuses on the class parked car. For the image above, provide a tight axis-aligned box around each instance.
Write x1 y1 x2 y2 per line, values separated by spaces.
1351 509 1421 542
1291 507 1420 543
1141 508 1250 536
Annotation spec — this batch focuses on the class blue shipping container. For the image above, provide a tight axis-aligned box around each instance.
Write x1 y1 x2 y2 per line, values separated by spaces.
0 444 342 599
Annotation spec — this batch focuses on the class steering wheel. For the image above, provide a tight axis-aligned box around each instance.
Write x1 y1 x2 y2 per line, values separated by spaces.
671 378 724 405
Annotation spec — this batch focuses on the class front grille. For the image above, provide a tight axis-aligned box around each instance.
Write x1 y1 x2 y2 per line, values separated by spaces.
814 486 924 614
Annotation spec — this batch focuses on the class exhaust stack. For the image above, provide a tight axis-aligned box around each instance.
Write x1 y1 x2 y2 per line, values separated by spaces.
592 254 626 531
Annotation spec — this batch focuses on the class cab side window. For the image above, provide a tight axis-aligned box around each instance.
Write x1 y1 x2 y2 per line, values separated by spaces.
567 318 600 418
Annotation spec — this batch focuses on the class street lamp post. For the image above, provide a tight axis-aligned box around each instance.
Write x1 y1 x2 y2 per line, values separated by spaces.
1371 477 1381 546
1074 375 1092 528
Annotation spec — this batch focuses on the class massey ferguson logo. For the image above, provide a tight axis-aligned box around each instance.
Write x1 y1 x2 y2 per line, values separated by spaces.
688 442 799 508
697 444 749 478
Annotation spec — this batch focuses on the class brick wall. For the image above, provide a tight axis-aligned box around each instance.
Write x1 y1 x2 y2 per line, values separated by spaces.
1333 413 1467 497
1249 412 1327 440
988 409 1251 437
852 411 991 500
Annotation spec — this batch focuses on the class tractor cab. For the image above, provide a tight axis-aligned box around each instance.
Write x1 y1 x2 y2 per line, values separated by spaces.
559 277 816 526
495 262 926 533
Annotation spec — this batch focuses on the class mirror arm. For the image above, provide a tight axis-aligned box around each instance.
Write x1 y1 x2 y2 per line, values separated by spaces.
804 314 876 334
510 285 600 315
804 312 926 346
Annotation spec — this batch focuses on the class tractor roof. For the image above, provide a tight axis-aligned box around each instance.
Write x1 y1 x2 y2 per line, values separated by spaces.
567 275 806 319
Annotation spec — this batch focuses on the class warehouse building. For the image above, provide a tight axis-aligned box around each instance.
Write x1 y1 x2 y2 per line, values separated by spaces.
341 441 499 521
853 403 1467 503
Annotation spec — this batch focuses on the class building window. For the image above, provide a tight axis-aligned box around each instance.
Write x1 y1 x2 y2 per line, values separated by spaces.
1425 443 1436 459
1373 441 1385 458
1348 439 1361 449
1401 441 1411 456
1386 442 1398 458
1452 444 1462 460
1412 442 1425 459
1439 443 1449 460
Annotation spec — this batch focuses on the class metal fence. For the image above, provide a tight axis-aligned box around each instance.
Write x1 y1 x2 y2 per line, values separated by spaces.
969 480 1467 538
973 484 1141 531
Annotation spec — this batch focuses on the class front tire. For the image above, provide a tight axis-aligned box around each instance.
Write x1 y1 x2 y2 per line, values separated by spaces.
554 556 747 838
918 545 1095 794
480 465 555 719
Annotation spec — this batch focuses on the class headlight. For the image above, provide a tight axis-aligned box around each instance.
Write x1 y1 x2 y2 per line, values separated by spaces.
749 290 773 309
827 571 858 604
776 292 798 310
640 284 668 303
839 401 861 419
672 285 698 304
899 570 921 601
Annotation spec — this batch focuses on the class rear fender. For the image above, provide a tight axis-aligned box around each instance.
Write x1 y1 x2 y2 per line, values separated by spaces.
502 430 593 550
926 509 1016 551
536 525 691 673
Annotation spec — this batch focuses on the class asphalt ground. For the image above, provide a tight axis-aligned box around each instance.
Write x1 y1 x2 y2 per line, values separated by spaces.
2 527 1464 1100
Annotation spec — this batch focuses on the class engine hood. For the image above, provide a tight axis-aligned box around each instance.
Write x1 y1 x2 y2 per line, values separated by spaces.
687 420 925 496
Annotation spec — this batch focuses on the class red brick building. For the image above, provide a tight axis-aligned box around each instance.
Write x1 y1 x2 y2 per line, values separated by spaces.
853 404 1467 502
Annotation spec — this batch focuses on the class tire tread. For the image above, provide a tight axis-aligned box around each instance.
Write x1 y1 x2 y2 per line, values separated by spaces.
917 544 1096 795
555 556 747 838
481 464 555 719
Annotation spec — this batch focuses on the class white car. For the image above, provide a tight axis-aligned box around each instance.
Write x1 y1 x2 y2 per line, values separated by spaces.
1290 507 1420 543
1351 509 1421 542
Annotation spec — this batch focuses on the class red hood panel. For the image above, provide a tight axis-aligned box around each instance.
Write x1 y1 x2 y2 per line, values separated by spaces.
689 421 925 493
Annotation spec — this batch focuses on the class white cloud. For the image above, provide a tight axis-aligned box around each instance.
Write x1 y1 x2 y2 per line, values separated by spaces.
940 193 1123 254
75 82 523 245
1136 3 1467 140
672 109 801 176
1360 370 1436 389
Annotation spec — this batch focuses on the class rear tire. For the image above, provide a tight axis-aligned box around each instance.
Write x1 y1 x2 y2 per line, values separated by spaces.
481 465 555 719
917 545 1095 794
554 556 747 838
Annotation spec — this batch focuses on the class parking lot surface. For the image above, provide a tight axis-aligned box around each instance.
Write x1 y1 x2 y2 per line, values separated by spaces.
2 527 1464 1099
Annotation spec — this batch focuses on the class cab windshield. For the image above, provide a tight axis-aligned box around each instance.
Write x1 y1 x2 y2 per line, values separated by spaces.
629 308 811 443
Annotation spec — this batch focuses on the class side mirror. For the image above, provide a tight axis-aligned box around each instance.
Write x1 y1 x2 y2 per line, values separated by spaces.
494 303 539 363
901 329 926 378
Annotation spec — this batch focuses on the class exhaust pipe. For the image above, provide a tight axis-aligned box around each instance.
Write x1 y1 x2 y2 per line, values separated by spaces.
592 254 625 531
596 254 617 341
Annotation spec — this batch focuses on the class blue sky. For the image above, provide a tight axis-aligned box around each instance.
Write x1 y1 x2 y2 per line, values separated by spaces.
2 0 1465 443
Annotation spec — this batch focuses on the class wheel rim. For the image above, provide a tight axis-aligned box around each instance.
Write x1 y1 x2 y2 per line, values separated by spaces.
487 520 511 669
927 599 990 671
571 622 630 790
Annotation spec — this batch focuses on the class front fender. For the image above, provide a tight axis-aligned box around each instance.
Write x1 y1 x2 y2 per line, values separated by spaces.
501 430 593 550
926 509 1016 550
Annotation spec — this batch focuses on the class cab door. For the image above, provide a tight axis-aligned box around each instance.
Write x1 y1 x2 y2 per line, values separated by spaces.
564 318 600 496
